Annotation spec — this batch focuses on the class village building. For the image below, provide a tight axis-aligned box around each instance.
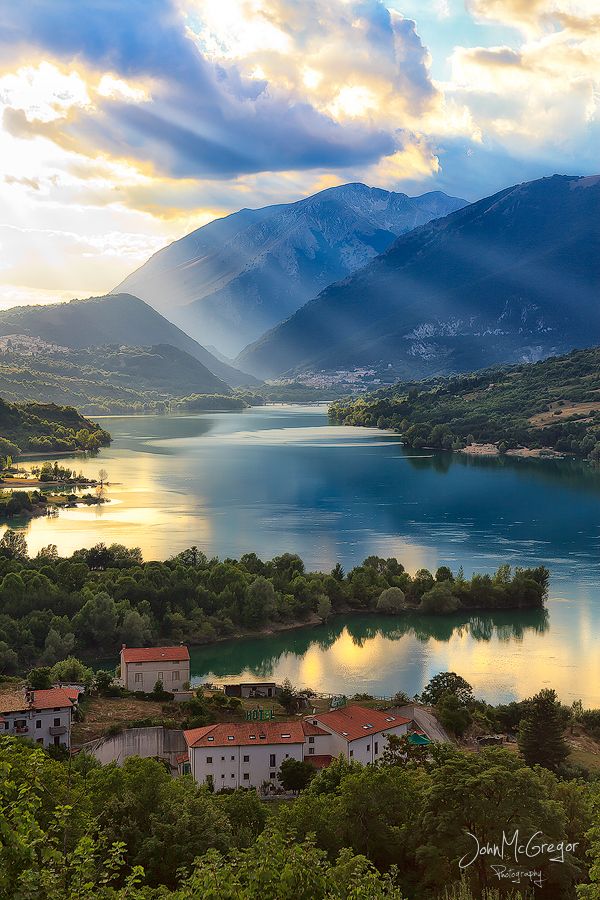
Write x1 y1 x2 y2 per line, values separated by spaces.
183 704 411 788
305 704 411 765
0 687 79 750
223 681 280 699
120 645 190 693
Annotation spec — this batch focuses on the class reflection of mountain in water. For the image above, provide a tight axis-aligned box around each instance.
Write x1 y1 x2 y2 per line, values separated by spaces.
189 609 549 680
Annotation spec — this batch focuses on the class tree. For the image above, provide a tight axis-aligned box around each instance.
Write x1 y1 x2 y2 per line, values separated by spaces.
278 678 297 713
94 670 115 693
27 666 53 689
277 758 315 793
376 587 406 614
40 628 75 665
0 640 18 674
436 694 472 737
518 688 569 772
419 672 474 707
419 581 460 614
50 656 94 687
316 595 332 622
73 592 118 651
98 468 108 488
0 529 28 561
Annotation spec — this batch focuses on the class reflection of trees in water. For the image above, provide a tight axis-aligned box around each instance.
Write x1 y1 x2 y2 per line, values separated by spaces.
190 609 549 679
403 446 600 497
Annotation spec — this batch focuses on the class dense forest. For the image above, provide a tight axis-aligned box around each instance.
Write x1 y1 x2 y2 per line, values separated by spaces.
0 535 548 672
1 711 599 898
0 398 110 458
330 347 600 462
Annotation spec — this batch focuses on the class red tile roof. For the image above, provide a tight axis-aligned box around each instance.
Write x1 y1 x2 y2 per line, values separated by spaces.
304 754 333 769
184 721 305 748
176 752 189 764
60 687 82 702
308 705 410 742
121 645 190 664
302 720 330 737
32 688 76 710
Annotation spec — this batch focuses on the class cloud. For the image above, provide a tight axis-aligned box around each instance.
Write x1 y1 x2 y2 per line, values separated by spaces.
0 0 439 179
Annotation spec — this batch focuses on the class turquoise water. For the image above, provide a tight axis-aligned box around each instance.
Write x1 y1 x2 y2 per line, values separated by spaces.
7 405 600 704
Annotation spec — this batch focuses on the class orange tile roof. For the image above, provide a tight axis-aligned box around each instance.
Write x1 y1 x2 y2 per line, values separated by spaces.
184 721 306 748
121 645 190 663
32 688 76 710
308 705 410 742
302 720 330 736
0 690 28 714
304 754 333 769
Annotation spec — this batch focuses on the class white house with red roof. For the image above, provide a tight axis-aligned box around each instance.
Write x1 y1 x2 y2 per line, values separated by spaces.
120 644 190 693
0 687 79 750
305 704 411 766
183 704 411 789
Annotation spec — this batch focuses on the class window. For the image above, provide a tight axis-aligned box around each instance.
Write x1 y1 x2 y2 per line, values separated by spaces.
135 673 142 683
36 720 41 729
207 736 214 741
367 745 370 752
3 722 7 730
221 756 225 761
231 773 235 778
375 742 378 754
270 772 276 779
158 672 164 682
227 736 234 741
221 774 225 779
309 748 314 755
269 753 276 767
243 773 250 781
231 755 234 760
243 755 249 762
349 750 354 757
206 757 213 764
54 718 61 727
172 671 179 681
308 736 314 744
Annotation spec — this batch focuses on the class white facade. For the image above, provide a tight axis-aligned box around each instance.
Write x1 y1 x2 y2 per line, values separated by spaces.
185 705 412 789
120 646 190 692
0 689 75 749
189 740 304 789
307 708 410 764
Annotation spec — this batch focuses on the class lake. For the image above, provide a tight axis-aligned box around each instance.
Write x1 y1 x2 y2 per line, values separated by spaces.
6 405 600 705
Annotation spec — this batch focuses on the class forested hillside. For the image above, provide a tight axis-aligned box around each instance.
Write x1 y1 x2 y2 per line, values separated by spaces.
0 399 110 457
330 347 600 462
0 342 230 413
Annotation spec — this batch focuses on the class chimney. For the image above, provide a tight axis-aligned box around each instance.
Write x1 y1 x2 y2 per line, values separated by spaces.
121 644 126 649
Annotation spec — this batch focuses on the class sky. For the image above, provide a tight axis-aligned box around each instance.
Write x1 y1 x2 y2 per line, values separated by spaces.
0 0 598 309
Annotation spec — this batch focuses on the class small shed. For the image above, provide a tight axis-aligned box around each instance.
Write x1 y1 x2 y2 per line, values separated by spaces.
224 682 279 699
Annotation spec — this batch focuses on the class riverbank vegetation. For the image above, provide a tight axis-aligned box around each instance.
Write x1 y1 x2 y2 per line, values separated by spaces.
329 347 600 462
0 539 548 672
0 397 110 458
1 710 599 898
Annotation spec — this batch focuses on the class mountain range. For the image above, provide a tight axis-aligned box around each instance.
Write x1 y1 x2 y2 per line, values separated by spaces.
114 183 466 356
0 294 257 388
237 175 600 380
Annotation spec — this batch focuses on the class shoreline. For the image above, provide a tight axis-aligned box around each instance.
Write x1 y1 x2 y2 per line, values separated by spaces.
87 602 548 672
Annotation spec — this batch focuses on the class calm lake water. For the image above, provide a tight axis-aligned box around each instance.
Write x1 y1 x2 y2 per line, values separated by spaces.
6 405 600 705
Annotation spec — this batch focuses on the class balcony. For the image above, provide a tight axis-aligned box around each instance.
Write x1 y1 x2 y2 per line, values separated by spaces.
49 725 67 736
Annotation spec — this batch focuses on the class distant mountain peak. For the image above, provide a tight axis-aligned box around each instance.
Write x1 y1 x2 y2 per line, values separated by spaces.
114 183 467 357
235 173 600 381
